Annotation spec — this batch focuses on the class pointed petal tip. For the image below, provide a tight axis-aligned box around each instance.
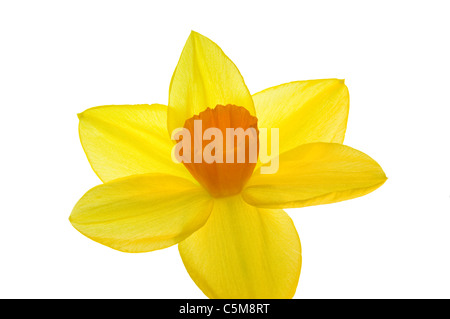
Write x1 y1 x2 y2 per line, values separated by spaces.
189 30 202 39
336 78 348 91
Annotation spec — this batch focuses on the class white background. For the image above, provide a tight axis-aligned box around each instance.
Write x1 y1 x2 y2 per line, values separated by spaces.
1 0 449 299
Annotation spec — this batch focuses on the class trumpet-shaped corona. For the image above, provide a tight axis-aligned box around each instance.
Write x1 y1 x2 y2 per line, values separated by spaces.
175 104 259 197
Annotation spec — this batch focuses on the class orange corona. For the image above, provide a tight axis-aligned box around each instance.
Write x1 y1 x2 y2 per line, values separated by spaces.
179 104 259 197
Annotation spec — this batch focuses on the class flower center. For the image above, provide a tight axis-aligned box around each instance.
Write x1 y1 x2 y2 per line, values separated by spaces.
180 104 259 197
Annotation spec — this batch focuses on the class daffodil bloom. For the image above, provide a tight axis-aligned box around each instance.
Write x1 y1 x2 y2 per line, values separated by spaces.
70 31 386 298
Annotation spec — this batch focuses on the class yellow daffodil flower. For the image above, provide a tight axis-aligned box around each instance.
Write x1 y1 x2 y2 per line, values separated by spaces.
70 31 387 299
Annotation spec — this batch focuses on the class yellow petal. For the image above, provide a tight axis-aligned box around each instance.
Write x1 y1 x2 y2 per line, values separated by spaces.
243 143 386 209
179 195 301 299
253 79 349 160
78 104 193 183
168 31 254 134
70 174 213 253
